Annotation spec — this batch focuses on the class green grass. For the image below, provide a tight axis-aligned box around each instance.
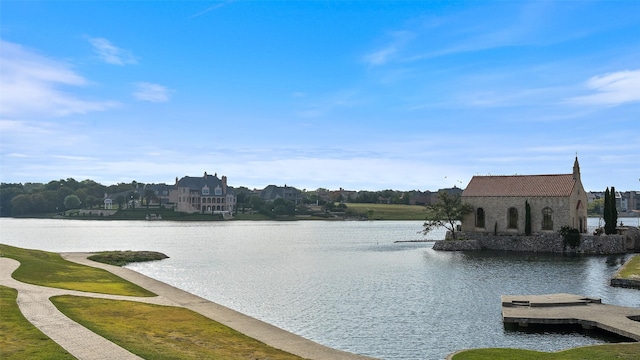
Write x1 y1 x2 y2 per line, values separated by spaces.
233 213 277 220
0 244 155 297
345 203 427 220
616 254 640 280
0 285 75 360
87 250 169 266
51 296 304 360
452 343 640 359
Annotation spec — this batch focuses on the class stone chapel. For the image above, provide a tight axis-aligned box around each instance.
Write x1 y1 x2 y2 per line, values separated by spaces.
461 157 589 234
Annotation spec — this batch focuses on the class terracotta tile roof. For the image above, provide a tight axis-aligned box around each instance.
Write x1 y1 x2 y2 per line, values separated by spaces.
462 174 576 197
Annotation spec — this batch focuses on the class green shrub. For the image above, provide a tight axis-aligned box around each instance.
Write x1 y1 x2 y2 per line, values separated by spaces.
559 226 580 249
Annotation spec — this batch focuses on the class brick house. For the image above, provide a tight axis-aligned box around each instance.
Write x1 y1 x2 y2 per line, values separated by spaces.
171 172 236 215
461 157 588 234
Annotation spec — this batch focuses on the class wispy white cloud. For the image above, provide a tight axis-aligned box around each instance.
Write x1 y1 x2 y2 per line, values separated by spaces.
0 41 118 118
363 45 398 66
527 142 640 154
363 2 589 67
362 31 414 66
51 155 97 161
133 82 171 102
87 37 137 65
295 89 361 118
566 69 640 106
5 153 32 158
190 0 237 18
0 119 52 133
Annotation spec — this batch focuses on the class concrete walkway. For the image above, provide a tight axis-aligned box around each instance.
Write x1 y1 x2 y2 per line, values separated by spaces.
502 293 640 341
1 254 376 360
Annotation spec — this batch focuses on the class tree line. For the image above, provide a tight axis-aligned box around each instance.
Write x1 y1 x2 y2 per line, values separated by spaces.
1 178 421 217
0 179 139 216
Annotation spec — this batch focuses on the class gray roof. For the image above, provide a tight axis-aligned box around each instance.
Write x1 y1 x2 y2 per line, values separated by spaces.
260 185 301 201
144 183 172 196
177 174 235 196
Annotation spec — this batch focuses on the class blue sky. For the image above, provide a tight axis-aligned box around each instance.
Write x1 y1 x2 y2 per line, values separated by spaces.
1 1 639 191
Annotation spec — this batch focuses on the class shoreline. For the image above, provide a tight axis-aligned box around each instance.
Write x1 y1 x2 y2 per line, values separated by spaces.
61 252 377 360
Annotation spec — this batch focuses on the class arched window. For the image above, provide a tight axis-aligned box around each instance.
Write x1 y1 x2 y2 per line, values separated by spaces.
476 208 485 228
542 207 553 230
508 207 518 229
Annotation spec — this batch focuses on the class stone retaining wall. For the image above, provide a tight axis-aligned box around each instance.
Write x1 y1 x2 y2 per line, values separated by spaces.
77 209 118 217
432 240 480 251
610 278 640 289
433 233 627 254
620 227 640 251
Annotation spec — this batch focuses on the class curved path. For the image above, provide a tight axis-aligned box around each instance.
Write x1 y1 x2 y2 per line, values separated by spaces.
0 254 376 360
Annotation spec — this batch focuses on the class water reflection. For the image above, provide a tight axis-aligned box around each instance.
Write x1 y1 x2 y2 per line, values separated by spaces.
0 218 638 360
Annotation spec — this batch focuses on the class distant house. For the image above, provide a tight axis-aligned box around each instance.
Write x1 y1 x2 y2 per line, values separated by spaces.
104 189 140 209
620 191 640 215
259 185 302 204
431 186 463 204
461 157 588 234
410 191 432 206
143 183 173 207
330 188 358 202
171 172 236 215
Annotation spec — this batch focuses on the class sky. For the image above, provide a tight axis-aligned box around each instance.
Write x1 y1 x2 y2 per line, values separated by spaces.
1 1 639 192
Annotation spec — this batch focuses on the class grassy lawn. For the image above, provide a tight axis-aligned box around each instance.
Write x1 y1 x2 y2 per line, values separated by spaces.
0 285 75 360
345 203 427 220
51 295 304 360
452 343 640 359
0 244 155 297
617 254 640 280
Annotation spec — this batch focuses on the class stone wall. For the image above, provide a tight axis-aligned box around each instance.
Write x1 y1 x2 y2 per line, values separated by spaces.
461 196 574 234
619 227 640 251
610 278 640 289
576 235 627 254
78 209 117 217
432 240 480 251
433 233 627 254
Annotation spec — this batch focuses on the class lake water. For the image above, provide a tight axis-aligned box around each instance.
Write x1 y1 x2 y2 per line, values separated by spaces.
1 218 638 360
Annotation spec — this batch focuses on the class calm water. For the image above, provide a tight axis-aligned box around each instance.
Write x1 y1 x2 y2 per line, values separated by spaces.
1 218 638 360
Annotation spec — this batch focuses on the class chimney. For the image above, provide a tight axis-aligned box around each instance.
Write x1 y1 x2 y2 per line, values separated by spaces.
204 171 207 178
222 176 227 193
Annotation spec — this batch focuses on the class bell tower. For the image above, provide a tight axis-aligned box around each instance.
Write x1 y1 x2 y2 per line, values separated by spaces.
573 156 580 181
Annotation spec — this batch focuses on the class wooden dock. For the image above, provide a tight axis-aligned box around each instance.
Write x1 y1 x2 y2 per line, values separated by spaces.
502 293 640 341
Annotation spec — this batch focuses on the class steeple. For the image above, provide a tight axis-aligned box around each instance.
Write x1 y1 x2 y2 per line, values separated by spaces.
573 156 580 181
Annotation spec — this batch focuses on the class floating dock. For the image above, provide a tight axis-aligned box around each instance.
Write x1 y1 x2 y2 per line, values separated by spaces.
501 293 640 341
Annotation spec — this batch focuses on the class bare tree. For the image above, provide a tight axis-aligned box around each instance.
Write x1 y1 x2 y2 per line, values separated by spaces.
422 191 473 240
